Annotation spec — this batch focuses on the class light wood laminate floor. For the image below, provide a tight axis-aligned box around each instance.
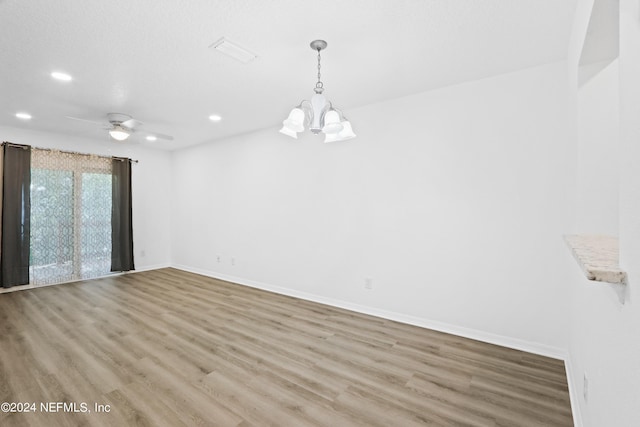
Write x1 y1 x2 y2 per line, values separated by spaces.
0 268 573 426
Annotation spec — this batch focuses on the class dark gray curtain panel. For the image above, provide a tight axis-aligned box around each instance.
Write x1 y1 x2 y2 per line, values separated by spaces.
1 143 31 287
111 157 134 272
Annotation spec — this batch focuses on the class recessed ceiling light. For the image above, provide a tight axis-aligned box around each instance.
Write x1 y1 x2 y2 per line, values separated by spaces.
51 71 72 81
145 135 157 141
15 112 32 120
209 114 222 122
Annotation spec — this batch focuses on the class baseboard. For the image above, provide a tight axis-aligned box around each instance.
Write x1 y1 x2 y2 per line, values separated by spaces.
170 264 567 360
564 355 584 427
133 263 172 273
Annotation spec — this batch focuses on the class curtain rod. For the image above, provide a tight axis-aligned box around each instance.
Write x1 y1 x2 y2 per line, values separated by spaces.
2 142 139 163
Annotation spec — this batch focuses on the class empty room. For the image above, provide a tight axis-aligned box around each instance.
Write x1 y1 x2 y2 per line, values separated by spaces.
1 0 638 426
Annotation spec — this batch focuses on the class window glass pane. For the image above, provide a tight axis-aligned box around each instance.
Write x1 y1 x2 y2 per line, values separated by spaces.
30 168 74 284
81 172 112 279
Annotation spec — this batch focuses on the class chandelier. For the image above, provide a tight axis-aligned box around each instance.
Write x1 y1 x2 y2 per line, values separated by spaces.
280 40 356 142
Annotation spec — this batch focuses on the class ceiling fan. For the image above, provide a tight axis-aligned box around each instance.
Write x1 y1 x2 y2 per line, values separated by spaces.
65 113 173 142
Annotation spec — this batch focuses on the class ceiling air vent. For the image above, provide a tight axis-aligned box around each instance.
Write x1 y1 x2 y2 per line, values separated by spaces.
209 37 257 64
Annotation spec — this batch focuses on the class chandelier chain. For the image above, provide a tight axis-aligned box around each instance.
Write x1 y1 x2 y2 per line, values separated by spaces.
315 50 323 91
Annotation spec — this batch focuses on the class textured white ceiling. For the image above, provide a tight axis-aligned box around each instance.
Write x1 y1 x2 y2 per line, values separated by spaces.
0 0 577 150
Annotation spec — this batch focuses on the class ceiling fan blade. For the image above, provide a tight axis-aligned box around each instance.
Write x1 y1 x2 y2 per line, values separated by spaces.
146 132 174 141
65 116 106 126
121 118 143 129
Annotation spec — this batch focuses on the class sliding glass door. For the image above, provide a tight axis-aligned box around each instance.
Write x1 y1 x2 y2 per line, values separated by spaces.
29 151 112 285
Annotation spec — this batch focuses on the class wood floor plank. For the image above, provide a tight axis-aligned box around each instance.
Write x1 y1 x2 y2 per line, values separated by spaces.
0 268 574 426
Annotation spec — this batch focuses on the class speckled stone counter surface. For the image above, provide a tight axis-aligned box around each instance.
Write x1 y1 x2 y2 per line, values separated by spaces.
564 235 627 284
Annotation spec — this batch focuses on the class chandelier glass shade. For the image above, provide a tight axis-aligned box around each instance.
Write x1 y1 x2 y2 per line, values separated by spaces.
280 40 356 143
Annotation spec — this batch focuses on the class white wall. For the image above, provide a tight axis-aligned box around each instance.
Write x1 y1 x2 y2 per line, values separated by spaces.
575 59 619 234
616 1 640 423
0 126 172 271
566 58 621 426
564 65 620 427
565 0 640 425
172 61 573 355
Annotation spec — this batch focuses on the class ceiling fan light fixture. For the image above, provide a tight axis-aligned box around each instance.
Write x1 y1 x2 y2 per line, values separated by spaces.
109 125 130 141
145 135 158 141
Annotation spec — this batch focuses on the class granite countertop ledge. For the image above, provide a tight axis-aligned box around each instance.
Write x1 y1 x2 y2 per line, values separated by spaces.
564 235 627 285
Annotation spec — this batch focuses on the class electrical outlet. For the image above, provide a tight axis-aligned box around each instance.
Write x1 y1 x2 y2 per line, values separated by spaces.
231 257 236 266
140 250 146 258
364 277 373 290
216 255 221 263
583 373 589 401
